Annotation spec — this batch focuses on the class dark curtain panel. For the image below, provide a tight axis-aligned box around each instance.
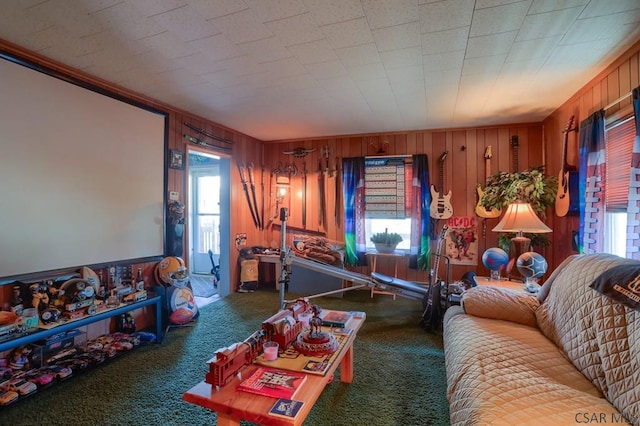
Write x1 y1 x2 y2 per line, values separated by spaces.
578 110 606 254
409 154 431 269
626 87 640 259
342 157 367 266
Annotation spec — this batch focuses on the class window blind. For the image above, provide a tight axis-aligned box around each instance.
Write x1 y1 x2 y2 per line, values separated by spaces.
606 117 635 210
364 157 412 218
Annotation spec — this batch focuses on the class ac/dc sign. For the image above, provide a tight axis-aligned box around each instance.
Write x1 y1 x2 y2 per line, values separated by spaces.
446 216 477 229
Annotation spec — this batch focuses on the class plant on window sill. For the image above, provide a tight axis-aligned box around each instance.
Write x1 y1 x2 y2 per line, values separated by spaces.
370 229 403 245
370 229 403 253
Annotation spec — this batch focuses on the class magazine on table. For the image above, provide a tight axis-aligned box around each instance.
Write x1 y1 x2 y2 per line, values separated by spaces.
237 366 307 399
269 398 305 419
319 310 352 327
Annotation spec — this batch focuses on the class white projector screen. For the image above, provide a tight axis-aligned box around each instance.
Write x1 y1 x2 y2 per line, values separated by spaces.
0 55 167 281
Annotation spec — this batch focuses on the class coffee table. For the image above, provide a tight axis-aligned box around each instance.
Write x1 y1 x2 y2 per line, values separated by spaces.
182 311 365 425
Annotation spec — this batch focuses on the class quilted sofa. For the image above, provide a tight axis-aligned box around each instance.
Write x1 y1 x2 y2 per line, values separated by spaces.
443 253 639 425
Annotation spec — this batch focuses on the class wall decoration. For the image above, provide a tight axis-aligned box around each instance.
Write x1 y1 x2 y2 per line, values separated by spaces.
364 157 407 219
169 149 185 170
445 216 478 265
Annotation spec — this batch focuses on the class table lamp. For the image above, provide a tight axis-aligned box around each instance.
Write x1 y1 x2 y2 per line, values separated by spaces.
492 202 551 253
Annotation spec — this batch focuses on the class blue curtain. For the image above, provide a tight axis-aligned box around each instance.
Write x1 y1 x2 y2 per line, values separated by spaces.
578 110 606 254
409 154 431 269
342 157 367 266
626 87 640 259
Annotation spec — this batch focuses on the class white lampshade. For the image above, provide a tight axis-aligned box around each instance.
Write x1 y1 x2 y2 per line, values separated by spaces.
492 202 552 235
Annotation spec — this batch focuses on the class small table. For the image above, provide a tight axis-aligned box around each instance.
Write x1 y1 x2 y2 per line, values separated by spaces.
182 311 365 425
475 276 536 295
367 252 405 299
257 254 282 290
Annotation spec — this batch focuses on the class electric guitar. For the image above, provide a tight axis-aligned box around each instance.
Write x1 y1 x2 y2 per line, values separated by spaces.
475 146 502 219
422 224 448 330
555 115 579 217
430 151 453 219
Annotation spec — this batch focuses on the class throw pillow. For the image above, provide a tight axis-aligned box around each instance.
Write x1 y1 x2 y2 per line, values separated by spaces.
590 264 640 312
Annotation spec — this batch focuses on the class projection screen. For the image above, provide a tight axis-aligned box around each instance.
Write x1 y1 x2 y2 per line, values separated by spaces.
0 54 167 281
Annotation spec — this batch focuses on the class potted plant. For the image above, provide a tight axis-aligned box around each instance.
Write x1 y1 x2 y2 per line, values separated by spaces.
480 166 557 252
370 229 403 254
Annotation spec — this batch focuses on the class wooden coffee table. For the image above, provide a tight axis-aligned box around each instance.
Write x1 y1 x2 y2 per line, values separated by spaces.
182 311 365 425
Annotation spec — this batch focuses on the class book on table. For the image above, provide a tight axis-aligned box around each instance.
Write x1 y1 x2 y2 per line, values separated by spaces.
237 366 307 399
320 311 352 327
268 398 305 419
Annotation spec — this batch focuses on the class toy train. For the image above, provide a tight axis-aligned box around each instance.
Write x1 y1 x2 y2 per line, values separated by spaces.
205 298 310 388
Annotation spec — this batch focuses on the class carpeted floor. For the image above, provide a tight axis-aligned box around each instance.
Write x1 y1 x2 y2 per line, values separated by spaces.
0 288 450 425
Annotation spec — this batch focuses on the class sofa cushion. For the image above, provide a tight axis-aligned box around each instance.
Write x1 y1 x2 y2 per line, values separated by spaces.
535 253 639 425
444 307 622 425
461 286 539 328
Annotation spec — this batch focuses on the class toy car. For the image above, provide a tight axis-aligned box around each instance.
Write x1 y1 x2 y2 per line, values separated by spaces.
77 351 105 365
55 357 90 372
0 378 37 396
111 341 133 351
0 389 19 406
18 370 55 387
0 367 12 380
39 365 72 380
46 347 78 364
86 341 103 351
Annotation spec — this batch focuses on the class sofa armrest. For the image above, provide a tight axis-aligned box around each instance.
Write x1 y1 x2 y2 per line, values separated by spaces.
461 286 540 327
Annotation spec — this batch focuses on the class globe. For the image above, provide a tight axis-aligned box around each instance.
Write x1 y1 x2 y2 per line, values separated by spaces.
482 248 509 271
516 252 548 279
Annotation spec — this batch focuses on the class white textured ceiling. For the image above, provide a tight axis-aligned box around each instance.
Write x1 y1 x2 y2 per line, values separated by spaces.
1 0 640 141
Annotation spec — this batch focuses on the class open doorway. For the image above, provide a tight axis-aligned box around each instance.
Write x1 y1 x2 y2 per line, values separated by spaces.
187 150 231 298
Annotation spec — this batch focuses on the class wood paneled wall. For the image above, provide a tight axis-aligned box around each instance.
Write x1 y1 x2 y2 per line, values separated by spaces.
263 125 544 283
543 39 640 272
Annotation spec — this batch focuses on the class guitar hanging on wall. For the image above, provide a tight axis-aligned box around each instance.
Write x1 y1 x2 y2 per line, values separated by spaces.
475 145 502 219
430 151 453 219
555 115 579 217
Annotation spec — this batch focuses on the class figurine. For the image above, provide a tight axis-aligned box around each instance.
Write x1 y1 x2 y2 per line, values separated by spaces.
10 284 23 316
30 282 50 312
309 305 323 337
8 346 31 371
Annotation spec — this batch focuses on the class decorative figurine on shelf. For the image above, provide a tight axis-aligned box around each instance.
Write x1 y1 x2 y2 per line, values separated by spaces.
30 282 50 312
10 284 23 316
168 200 185 224
8 346 31 371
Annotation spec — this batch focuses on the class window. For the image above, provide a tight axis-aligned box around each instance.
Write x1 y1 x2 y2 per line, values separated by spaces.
365 218 412 250
603 110 635 256
364 157 413 251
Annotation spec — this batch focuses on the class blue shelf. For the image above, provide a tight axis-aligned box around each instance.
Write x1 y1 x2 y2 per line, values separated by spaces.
0 295 162 353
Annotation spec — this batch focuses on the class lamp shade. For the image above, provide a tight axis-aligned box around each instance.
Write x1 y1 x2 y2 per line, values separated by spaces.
492 202 552 234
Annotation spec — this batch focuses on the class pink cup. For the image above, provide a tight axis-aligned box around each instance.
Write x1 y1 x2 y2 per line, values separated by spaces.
263 341 279 361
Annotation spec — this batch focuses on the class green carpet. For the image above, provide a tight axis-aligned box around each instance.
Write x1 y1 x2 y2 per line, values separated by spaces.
1 289 450 425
